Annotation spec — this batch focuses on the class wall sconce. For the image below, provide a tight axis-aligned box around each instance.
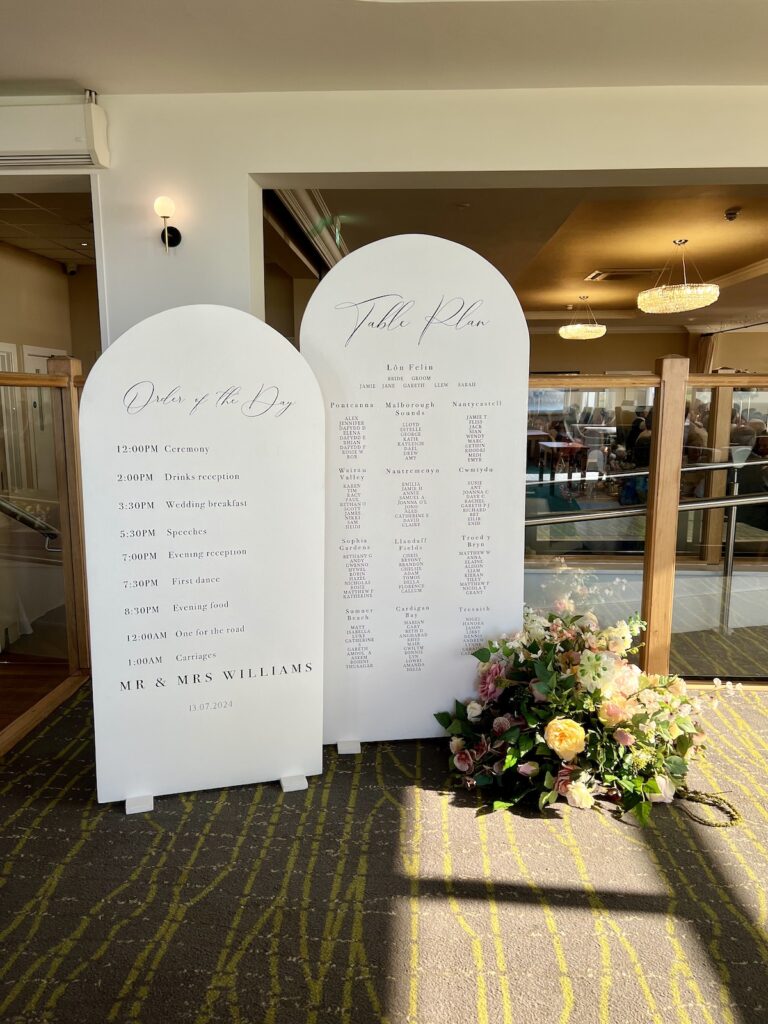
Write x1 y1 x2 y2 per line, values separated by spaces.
153 196 182 252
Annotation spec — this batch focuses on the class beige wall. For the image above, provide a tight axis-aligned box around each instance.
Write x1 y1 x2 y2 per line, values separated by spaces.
264 262 296 344
0 241 71 353
67 266 102 374
529 331 690 374
293 278 318 347
710 331 768 373
0 243 102 375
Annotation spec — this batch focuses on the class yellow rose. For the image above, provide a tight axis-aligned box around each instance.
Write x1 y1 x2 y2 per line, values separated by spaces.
544 718 586 762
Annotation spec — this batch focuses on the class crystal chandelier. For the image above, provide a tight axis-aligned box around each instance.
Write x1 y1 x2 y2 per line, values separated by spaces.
558 295 607 340
637 239 719 314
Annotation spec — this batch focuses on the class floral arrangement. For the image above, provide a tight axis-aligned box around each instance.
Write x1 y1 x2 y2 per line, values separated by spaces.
436 608 740 824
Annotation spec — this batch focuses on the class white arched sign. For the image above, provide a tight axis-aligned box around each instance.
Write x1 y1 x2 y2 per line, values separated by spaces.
301 234 529 745
80 305 324 809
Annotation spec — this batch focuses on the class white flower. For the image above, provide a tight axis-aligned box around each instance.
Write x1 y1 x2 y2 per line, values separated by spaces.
600 621 633 655
449 736 465 754
524 612 549 642
577 651 619 695
466 701 483 722
650 776 676 803
566 781 595 810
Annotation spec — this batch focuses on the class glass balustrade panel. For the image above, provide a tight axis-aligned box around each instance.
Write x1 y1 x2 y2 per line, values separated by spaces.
670 385 768 679
524 383 653 633
0 384 68 663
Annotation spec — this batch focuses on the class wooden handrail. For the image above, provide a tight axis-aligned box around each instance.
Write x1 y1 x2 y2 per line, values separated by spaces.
687 374 768 388
0 371 70 388
529 374 661 389
528 373 768 390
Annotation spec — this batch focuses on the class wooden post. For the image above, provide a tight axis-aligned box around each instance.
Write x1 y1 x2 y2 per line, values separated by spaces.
48 356 90 673
641 355 689 675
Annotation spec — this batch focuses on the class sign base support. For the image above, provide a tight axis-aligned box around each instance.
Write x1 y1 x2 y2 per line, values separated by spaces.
337 740 361 755
126 795 154 815
280 775 308 793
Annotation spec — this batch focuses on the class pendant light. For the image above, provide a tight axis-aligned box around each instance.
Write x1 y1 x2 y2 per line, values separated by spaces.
637 239 719 314
558 295 607 340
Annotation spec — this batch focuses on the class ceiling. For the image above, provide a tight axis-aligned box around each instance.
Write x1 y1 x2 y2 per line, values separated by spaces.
316 183 768 329
0 192 95 266
1 0 768 93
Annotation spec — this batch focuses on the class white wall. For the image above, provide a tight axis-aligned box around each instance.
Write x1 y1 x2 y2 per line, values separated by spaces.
92 86 768 345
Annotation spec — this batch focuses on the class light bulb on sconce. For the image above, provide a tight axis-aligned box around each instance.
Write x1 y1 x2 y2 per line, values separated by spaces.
153 196 182 253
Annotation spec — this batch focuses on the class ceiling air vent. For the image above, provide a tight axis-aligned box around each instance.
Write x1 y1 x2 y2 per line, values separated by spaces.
585 269 660 283
0 99 110 170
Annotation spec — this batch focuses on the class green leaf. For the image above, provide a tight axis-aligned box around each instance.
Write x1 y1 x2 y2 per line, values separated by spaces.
522 706 539 728
492 800 515 812
473 648 491 663
535 742 550 756
474 803 497 817
454 700 468 721
519 733 535 756
501 726 521 744
434 712 453 730
544 771 556 789
631 801 652 827
534 660 554 683
475 773 493 787
664 756 688 779
675 716 696 734
503 748 519 771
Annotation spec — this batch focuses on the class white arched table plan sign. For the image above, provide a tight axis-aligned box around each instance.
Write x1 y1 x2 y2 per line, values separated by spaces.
80 305 324 812
301 234 529 747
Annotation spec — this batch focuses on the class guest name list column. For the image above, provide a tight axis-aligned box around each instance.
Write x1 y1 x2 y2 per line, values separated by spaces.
302 235 529 743
81 306 324 804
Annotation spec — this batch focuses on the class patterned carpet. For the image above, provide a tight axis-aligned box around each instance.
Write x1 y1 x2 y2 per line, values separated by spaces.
2 687 768 1024
671 625 768 679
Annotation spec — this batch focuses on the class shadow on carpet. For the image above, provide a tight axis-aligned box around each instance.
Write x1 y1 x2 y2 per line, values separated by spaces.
2 686 768 1023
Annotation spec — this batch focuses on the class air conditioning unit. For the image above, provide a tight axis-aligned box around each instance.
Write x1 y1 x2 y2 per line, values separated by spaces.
0 99 110 169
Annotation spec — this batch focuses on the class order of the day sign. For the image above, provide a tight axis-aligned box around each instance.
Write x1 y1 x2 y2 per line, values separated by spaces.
80 305 324 805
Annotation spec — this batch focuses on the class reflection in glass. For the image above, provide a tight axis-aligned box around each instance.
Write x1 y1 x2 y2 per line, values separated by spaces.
670 386 768 678
526 385 654 559
0 385 67 662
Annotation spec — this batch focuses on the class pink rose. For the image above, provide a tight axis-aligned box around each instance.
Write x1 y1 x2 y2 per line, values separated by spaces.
454 750 474 773
478 663 504 702
473 737 490 758
598 700 628 727
492 715 513 736
517 761 540 778
614 729 636 747
554 763 579 796
492 758 506 775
